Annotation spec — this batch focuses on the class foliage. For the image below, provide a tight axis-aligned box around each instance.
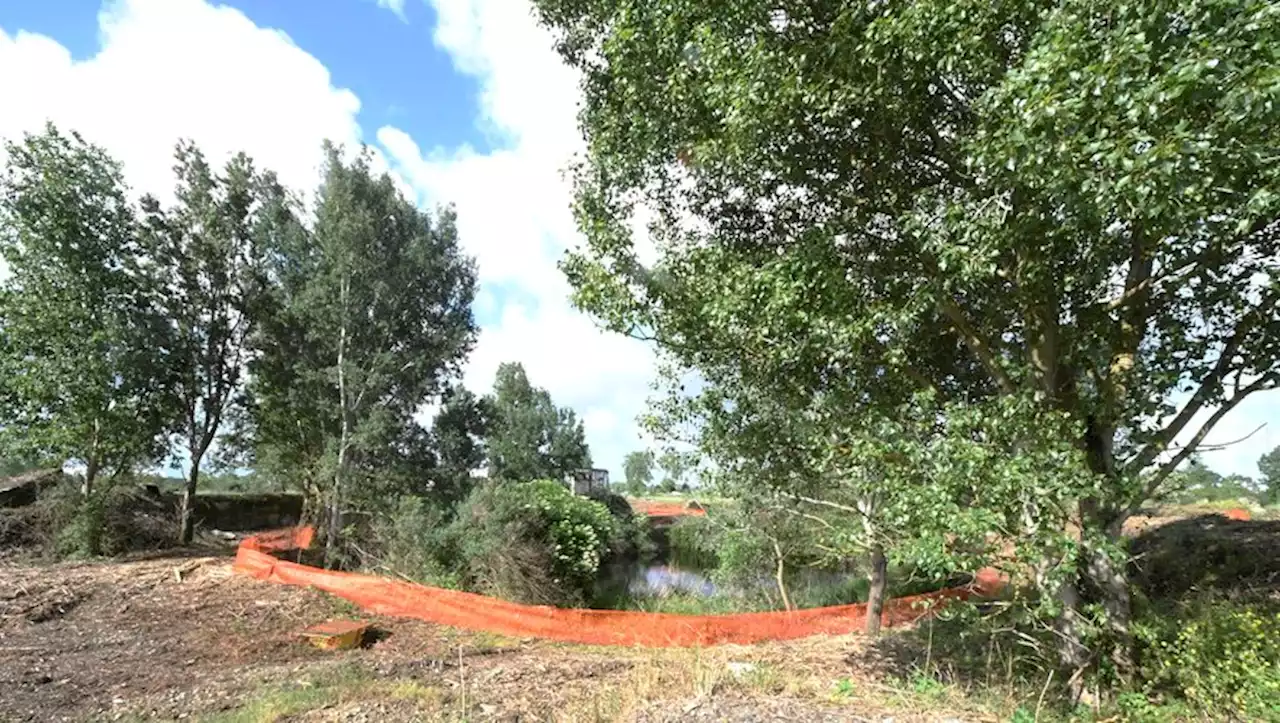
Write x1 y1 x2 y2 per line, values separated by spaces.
665 515 722 570
584 485 635 521
1260 444 1280 505
0 457 43 478
366 495 461 589
447 480 621 606
0 477 177 559
532 0 1280 686
1159 458 1261 504
1133 595 1280 721
426 384 490 507
662 508 948 611
622 450 654 496
0 126 175 556
656 451 694 491
139 141 282 543
243 143 477 559
483 362 591 482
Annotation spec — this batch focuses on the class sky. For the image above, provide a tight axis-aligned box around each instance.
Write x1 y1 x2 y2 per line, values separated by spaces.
0 0 660 482
0 0 1276 483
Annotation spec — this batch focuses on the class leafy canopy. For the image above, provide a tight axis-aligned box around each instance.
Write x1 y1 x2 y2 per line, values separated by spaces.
484 362 591 482
243 143 478 511
534 0 1280 528
0 125 174 493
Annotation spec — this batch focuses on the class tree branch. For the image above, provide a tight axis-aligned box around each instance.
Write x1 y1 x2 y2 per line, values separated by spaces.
937 295 1016 394
1125 293 1274 476
1132 372 1280 511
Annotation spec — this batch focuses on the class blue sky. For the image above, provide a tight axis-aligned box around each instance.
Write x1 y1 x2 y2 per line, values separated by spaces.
0 0 661 481
0 0 1277 483
0 0 492 152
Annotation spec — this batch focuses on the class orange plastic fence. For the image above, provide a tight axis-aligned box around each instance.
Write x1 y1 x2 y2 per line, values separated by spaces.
628 499 707 517
234 526 1002 647
1223 507 1251 521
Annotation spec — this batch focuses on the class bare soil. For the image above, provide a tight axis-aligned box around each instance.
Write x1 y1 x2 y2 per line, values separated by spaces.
0 548 991 723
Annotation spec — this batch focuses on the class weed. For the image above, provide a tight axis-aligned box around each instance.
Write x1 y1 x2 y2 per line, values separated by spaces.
832 677 856 700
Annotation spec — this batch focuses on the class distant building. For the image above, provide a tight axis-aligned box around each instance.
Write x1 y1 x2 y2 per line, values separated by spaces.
565 468 610 496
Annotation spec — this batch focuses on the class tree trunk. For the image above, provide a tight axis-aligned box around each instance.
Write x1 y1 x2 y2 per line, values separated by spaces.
326 279 350 570
1082 538 1136 681
1054 572 1094 705
83 419 100 498
772 539 793 612
83 455 98 499
179 456 202 545
865 543 888 636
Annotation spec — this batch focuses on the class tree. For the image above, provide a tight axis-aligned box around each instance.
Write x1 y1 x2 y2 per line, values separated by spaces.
533 0 1280 691
140 141 275 544
1161 458 1223 502
622 450 654 495
0 126 174 547
655 450 695 491
428 384 491 506
248 143 477 565
1259 445 1280 504
1162 458 1260 503
484 362 591 482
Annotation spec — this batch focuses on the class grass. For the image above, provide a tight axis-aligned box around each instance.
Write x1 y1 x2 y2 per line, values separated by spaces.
192 662 444 723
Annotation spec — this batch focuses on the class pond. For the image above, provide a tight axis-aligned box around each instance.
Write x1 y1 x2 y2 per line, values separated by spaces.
593 557 890 613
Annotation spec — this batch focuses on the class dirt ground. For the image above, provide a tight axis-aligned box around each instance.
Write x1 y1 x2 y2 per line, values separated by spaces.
0 547 1000 723
4 507 1275 722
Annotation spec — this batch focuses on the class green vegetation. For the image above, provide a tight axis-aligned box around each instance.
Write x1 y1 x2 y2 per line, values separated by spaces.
622 450 654 496
370 480 639 607
4 0 1280 718
483 362 590 483
531 0 1280 714
1134 594 1280 721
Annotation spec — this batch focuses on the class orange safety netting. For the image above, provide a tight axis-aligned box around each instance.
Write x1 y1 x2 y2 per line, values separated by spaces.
627 499 707 517
234 526 1003 647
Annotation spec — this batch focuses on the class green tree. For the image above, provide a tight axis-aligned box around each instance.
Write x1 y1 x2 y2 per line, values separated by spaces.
484 362 591 482
428 383 491 506
140 141 276 544
533 0 1280 691
622 449 654 495
1259 445 1280 504
0 126 174 548
248 143 477 564
655 450 694 491
1161 458 1223 502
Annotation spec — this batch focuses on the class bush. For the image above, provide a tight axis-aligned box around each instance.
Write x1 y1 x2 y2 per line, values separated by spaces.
665 515 721 570
447 480 622 606
1134 595 1280 721
366 495 460 588
0 479 178 558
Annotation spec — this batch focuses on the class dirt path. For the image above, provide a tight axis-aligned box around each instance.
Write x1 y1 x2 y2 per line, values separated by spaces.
0 553 997 722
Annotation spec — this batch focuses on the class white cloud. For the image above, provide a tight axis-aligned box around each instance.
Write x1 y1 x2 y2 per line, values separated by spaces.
0 0 372 205
382 0 660 479
375 0 409 21
0 0 659 482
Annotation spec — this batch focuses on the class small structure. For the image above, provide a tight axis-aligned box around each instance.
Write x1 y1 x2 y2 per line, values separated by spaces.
300 619 369 650
565 468 610 496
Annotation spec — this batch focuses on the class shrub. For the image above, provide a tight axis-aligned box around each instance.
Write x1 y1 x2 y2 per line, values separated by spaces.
1134 595 1280 721
366 495 460 588
448 480 622 606
665 515 721 570
0 479 178 558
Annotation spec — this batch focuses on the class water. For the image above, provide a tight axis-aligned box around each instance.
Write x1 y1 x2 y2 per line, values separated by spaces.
628 564 720 597
597 559 870 612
